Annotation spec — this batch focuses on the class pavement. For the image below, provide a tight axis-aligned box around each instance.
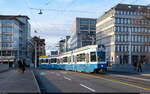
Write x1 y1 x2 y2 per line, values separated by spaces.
0 64 9 73
0 68 40 93
107 66 150 75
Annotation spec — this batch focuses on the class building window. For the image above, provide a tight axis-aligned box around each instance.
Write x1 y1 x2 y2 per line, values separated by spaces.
2 35 12 41
80 25 88 30
80 31 88 34
90 20 96 24
80 19 89 24
90 25 96 30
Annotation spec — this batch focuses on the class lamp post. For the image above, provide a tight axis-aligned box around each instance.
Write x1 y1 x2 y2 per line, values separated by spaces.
128 5 132 64
129 27 132 64
34 41 37 68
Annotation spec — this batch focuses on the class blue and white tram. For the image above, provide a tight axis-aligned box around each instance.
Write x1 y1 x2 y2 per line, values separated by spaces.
39 56 58 69
58 45 107 73
39 56 50 69
39 45 107 73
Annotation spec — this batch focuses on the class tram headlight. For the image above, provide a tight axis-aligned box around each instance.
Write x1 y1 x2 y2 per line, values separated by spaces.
101 65 103 67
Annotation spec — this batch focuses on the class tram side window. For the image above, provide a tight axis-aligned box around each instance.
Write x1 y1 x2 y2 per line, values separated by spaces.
76 55 80 62
76 53 85 62
63 57 67 62
80 53 85 62
90 52 96 62
67 56 71 64
51 59 56 63
60 58 63 63
40 59 44 63
48 59 51 64
46 59 48 63
57 59 60 64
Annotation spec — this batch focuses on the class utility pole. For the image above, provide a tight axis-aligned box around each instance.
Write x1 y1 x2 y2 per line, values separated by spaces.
35 41 37 68
129 27 132 64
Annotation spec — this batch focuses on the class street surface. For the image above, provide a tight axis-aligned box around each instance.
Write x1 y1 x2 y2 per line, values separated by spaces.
36 69 150 93
0 68 40 93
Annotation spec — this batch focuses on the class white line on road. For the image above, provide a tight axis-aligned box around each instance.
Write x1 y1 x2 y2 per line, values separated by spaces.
50 72 55 74
80 84 95 92
56 73 60 76
64 76 71 81
115 75 150 82
40 72 46 75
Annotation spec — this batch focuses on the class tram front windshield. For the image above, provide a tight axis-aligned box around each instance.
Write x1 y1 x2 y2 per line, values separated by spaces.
97 51 105 62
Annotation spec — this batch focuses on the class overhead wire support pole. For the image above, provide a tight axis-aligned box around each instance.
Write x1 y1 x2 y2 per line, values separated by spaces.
35 41 37 69
129 26 132 64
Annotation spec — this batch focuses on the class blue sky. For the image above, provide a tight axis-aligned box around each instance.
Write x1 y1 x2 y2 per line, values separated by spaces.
0 0 150 54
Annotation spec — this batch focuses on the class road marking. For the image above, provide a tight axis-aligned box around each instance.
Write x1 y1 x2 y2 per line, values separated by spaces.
56 73 60 76
71 72 150 92
114 75 150 82
80 84 95 92
61 71 67 74
50 72 55 74
40 72 46 75
64 76 71 81
98 76 150 92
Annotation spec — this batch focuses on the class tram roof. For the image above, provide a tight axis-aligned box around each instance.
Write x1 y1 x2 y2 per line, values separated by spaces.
63 45 97 55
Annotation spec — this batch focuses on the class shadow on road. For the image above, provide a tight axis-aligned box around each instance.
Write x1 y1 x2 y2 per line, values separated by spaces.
33 69 62 93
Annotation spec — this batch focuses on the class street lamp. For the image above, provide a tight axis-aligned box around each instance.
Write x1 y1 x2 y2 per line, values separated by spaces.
34 41 37 68
28 40 37 68
128 5 132 64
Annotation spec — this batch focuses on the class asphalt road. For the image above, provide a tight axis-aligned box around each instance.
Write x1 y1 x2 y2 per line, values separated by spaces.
36 69 150 93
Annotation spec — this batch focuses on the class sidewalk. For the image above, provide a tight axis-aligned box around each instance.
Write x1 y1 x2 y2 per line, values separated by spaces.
107 67 150 76
0 64 9 73
0 68 40 93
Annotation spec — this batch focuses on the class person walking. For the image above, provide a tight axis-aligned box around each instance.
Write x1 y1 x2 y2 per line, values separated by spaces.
133 60 137 71
18 59 23 73
21 59 26 74
137 60 142 72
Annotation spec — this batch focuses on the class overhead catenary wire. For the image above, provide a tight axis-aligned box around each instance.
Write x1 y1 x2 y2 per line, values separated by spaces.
24 0 44 34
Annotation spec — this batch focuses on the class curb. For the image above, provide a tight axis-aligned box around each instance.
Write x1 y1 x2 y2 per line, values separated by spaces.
0 69 10 73
31 70 41 93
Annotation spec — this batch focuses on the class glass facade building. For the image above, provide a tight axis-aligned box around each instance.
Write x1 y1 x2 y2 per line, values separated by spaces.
0 15 31 67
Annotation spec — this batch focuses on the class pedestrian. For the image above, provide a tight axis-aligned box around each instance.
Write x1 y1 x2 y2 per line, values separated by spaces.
133 60 137 71
18 59 23 73
21 59 26 73
137 60 142 72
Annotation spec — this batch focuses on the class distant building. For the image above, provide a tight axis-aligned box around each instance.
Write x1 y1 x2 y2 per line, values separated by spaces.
64 36 70 52
0 15 31 67
58 39 65 55
68 17 97 50
96 4 150 64
50 51 58 56
32 36 46 66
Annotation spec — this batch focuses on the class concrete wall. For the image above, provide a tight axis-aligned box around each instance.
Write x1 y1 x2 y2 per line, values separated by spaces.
0 64 9 72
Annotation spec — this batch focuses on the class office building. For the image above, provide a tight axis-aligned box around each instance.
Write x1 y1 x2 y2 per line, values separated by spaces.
68 17 96 50
0 15 31 67
96 4 150 64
